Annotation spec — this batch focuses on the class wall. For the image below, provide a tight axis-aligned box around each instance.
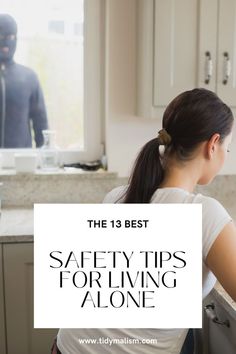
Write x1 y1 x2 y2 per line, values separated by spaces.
105 0 160 178
105 0 236 178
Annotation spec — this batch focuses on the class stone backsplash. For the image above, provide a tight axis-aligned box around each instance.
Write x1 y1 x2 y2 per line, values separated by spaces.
0 170 235 217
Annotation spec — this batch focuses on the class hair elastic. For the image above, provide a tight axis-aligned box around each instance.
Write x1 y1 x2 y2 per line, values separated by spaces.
157 128 172 145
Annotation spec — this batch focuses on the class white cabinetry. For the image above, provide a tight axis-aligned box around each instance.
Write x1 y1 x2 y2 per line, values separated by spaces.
198 0 218 92
1 242 57 354
202 290 236 354
137 0 236 118
0 244 6 354
153 0 199 107
216 0 236 106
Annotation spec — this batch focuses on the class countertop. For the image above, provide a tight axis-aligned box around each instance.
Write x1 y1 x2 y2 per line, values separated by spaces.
0 207 33 242
1 207 236 313
0 168 122 208
214 282 236 314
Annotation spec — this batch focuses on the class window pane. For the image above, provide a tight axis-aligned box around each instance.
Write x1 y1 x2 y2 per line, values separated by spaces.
0 0 84 149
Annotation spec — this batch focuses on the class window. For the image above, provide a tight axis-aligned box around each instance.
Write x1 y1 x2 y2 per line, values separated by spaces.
0 0 103 163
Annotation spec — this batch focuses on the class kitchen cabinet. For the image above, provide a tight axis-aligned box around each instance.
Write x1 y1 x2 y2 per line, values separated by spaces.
137 0 236 119
153 0 199 107
216 0 236 106
0 244 6 354
1 242 57 354
202 290 236 354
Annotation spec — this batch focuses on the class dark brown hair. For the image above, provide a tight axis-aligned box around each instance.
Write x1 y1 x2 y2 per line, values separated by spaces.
122 88 234 203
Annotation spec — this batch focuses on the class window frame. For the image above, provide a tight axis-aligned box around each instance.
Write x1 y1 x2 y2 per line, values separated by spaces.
0 0 104 167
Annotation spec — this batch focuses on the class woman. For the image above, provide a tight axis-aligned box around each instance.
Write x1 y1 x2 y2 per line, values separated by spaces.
55 88 236 354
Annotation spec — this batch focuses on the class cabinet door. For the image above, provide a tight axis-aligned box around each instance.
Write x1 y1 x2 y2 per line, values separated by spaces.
3 243 58 354
203 291 236 354
153 0 199 106
137 0 154 118
0 244 6 354
217 0 236 107
198 0 218 91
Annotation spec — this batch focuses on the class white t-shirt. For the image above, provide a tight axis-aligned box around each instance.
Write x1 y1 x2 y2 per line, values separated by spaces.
57 186 232 354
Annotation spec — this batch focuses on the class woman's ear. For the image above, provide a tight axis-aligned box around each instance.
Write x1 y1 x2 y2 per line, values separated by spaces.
207 133 220 158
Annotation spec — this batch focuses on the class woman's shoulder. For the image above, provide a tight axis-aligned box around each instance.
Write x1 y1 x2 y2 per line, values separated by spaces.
194 193 230 216
103 185 128 203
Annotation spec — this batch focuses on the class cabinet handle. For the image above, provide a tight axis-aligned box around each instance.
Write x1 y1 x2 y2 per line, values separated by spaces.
222 52 231 85
205 51 213 84
204 303 230 328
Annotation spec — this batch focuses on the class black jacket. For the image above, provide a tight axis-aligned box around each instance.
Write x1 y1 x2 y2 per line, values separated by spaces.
0 60 48 147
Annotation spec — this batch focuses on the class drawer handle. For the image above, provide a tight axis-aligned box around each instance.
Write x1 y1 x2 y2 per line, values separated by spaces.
204 303 230 328
205 51 213 84
222 52 231 85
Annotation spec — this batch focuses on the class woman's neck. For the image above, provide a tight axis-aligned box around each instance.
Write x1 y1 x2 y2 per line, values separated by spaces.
159 162 202 193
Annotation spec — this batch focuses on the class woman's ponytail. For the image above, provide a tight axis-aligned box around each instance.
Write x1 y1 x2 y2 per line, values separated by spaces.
123 137 164 203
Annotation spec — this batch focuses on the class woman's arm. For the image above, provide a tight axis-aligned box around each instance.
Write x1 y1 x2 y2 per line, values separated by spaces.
206 221 236 301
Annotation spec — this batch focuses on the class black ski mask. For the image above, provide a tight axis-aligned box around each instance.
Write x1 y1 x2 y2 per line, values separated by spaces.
0 14 17 63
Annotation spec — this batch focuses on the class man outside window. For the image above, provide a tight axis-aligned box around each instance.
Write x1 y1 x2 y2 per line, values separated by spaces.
0 13 48 148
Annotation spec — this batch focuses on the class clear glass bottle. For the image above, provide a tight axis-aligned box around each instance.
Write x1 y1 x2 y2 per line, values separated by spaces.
40 130 59 171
